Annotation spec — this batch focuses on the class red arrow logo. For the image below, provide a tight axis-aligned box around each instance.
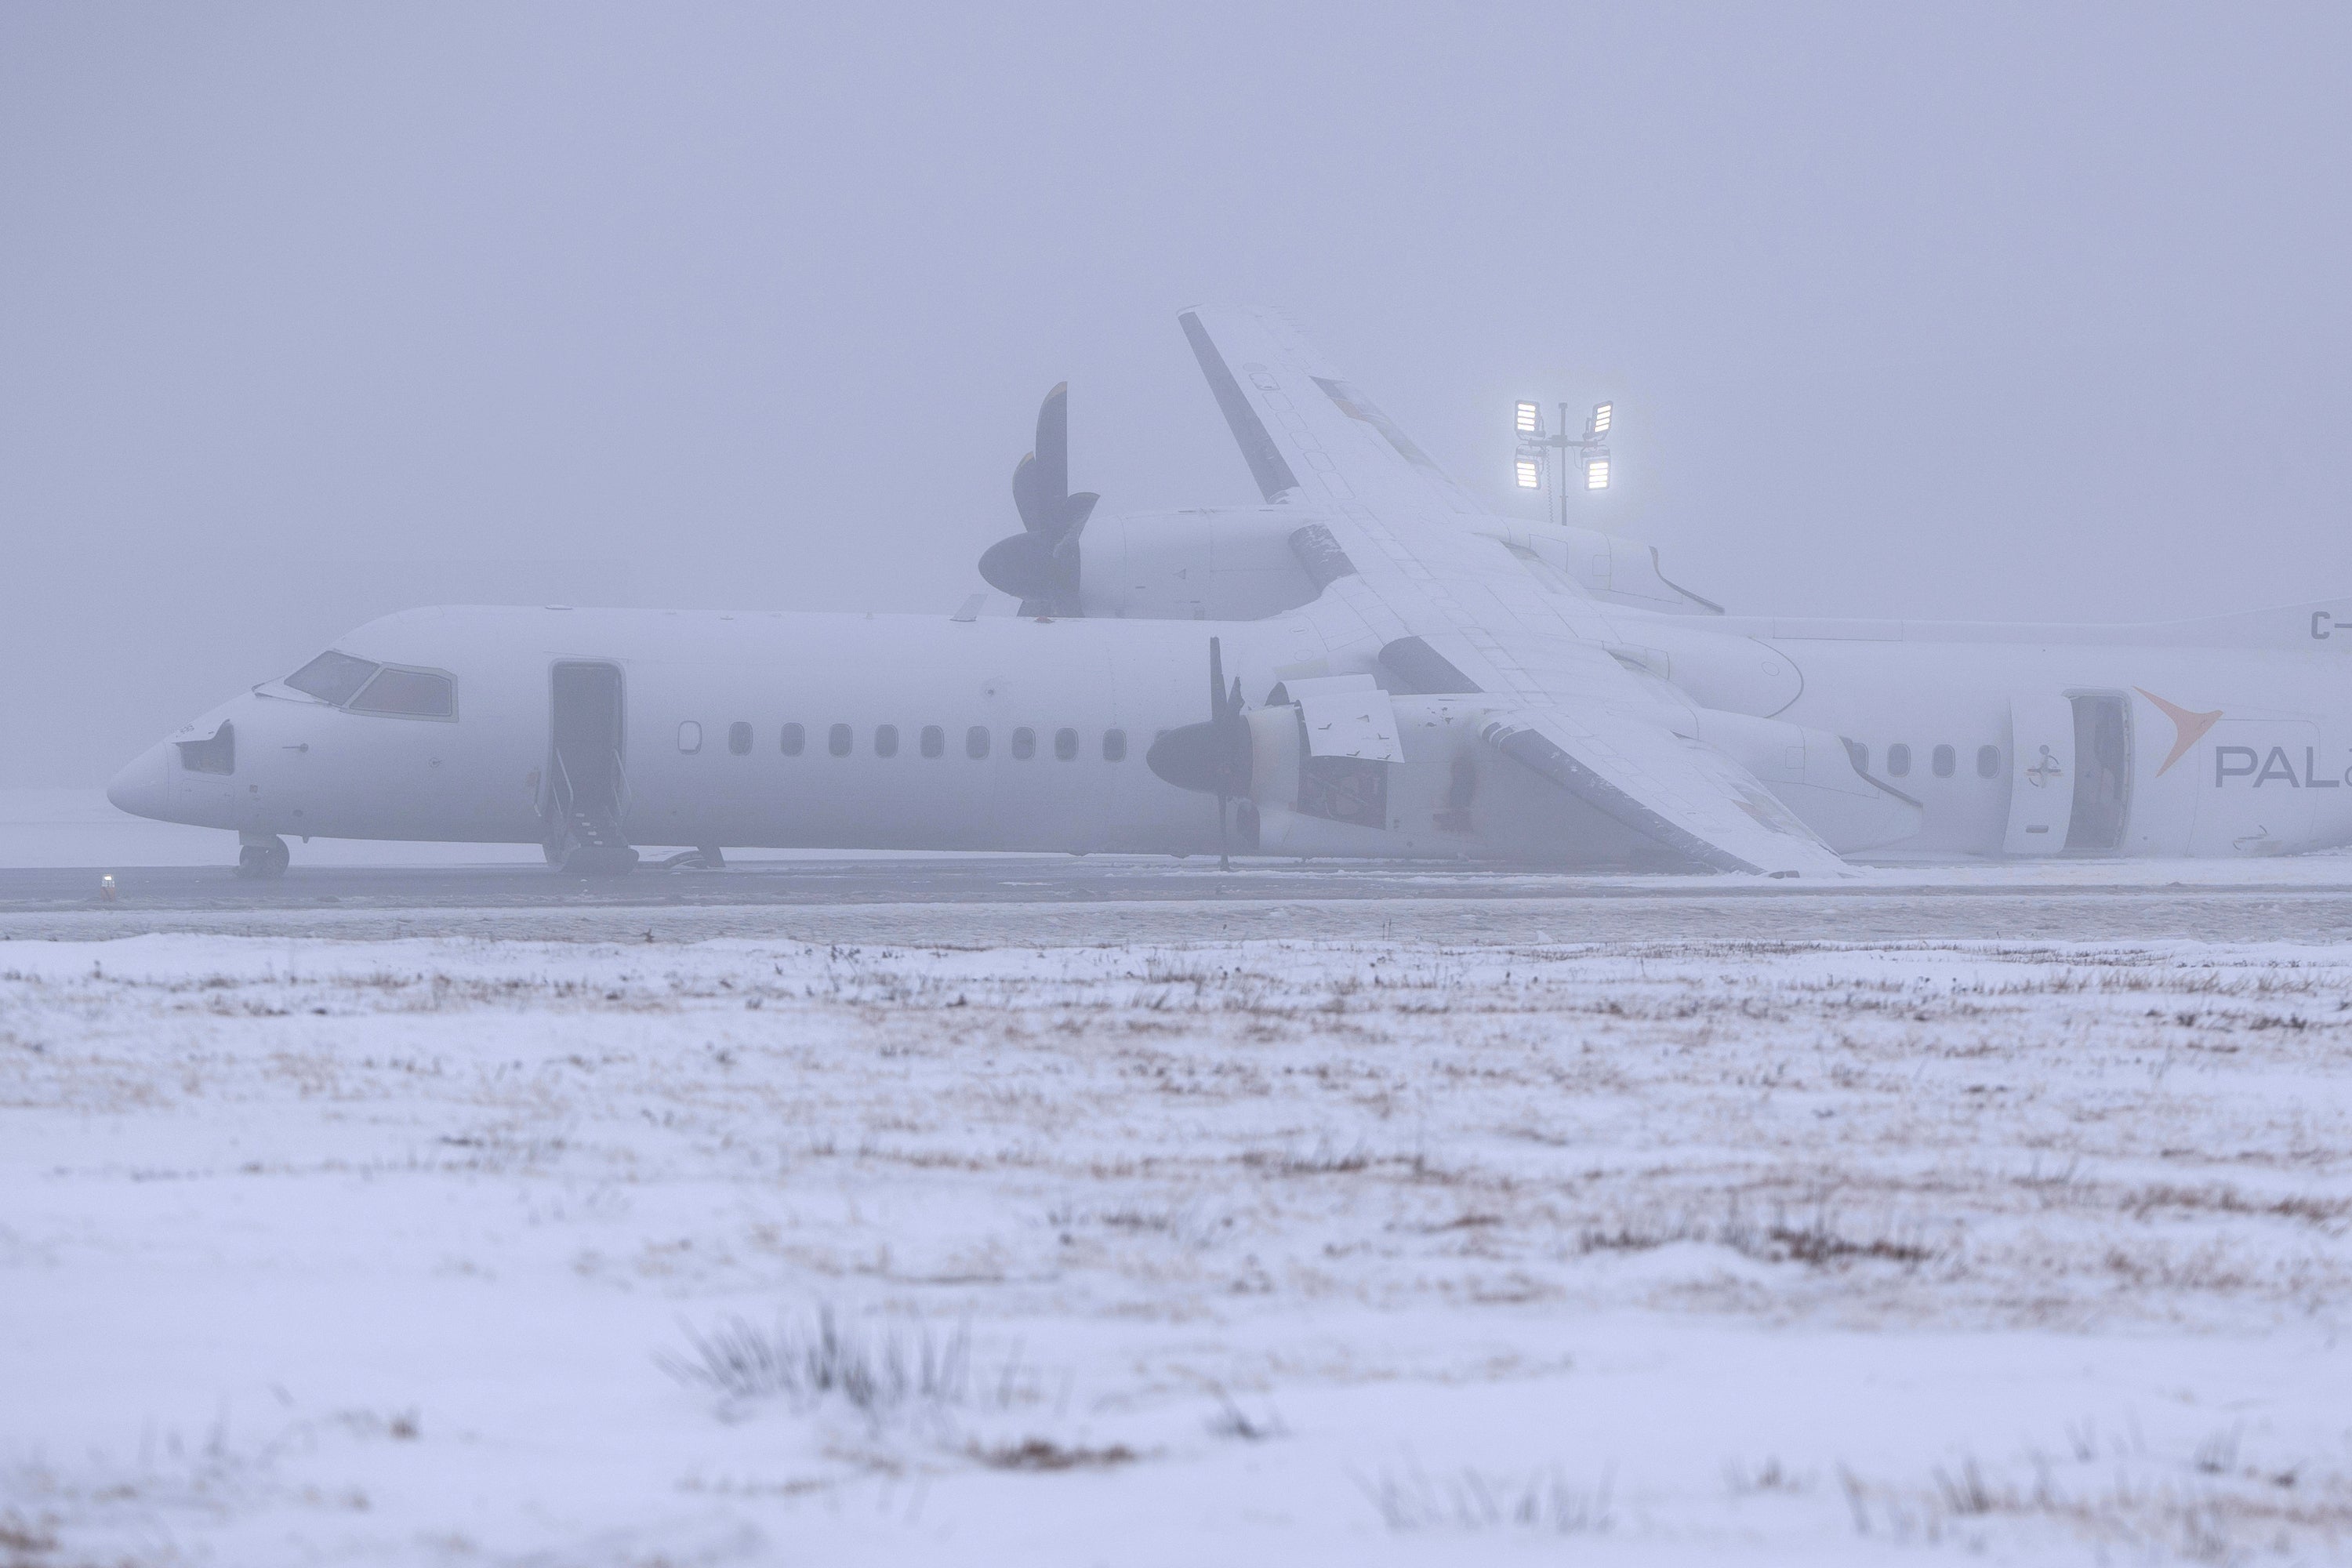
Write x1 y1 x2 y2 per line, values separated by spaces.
2135 688 2223 778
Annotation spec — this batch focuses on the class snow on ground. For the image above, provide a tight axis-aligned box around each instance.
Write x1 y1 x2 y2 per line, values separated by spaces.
4 931 2351 1565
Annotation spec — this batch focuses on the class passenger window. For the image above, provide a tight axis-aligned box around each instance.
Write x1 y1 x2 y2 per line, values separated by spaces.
1932 744 1955 778
177 721 234 775
828 723 852 757
1852 742 1869 772
781 723 805 756
966 726 990 760
728 721 753 756
875 724 899 757
285 650 379 706
1886 742 1911 778
348 667 456 719
1011 727 1036 760
1054 727 1079 760
920 724 944 758
678 720 702 753
1977 744 2001 779
1103 728 1127 762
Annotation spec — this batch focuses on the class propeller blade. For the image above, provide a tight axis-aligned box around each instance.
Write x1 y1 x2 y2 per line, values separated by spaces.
1035 382 1069 518
980 531 1049 600
1209 637 1225 720
1011 451 1044 535
983 385 1093 614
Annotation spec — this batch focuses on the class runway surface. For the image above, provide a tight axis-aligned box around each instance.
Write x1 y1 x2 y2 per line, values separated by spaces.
7 855 2352 945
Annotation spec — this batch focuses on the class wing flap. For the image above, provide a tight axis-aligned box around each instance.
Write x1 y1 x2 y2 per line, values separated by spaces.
1483 710 1850 877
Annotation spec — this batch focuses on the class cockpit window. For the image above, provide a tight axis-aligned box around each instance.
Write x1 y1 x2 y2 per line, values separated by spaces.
285 650 379 706
347 666 456 719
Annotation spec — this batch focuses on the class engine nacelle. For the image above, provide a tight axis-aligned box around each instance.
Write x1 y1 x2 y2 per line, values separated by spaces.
1240 688 1658 863
1075 507 1319 620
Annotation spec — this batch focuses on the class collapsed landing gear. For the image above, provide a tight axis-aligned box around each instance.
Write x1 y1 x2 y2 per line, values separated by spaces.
234 833 290 880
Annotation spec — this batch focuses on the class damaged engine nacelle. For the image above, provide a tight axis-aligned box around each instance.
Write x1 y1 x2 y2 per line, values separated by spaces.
1072 509 1724 622
1242 683 1601 862
1235 677 1922 865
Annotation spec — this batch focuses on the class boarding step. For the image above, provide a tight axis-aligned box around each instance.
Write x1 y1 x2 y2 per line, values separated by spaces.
554 810 637 876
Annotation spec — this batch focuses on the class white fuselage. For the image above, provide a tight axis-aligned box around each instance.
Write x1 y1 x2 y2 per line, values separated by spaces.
107 601 2352 864
1767 637 2352 858
109 607 1261 857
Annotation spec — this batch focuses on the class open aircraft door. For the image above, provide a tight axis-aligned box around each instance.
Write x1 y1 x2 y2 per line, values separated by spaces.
2002 693 2074 855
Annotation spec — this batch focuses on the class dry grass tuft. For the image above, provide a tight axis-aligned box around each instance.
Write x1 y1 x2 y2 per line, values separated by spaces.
967 1437 1138 1472
1355 1461 1613 1534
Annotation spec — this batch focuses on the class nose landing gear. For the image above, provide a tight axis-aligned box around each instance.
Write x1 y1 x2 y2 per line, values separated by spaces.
235 832 290 880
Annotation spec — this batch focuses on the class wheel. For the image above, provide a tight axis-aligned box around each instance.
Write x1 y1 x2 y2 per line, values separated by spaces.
235 837 289 879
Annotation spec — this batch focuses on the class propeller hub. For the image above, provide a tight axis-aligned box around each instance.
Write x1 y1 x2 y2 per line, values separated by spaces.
1145 721 1252 796
1145 636 1254 799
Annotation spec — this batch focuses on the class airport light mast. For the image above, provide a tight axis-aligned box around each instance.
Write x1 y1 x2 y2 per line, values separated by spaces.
1513 399 1613 528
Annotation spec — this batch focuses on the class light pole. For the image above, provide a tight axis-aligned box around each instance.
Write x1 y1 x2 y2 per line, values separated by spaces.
1514 399 1613 527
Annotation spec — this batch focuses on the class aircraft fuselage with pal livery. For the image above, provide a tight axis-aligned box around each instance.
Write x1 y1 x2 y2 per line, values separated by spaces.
108 307 2352 877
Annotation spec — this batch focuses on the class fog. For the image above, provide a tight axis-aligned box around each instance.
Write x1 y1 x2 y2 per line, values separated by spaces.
5 4 2351 788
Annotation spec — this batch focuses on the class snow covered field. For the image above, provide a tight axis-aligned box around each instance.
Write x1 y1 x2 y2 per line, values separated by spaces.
5 931 2352 1565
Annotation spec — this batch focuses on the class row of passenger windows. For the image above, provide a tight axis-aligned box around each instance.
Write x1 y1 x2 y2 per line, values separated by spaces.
680 720 1131 763
1857 742 2003 780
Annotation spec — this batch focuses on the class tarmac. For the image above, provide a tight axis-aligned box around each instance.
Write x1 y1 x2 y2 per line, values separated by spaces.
5 855 2352 946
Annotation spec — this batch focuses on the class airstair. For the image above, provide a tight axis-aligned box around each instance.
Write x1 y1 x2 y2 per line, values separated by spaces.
546 662 638 875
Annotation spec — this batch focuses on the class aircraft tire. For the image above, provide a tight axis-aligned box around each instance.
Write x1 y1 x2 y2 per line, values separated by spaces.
236 840 290 880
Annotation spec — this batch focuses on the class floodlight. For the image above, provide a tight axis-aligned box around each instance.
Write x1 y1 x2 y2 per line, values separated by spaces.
1515 456 1543 489
1585 455 1611 491
1587 401 1613 437
1515 401 1543 436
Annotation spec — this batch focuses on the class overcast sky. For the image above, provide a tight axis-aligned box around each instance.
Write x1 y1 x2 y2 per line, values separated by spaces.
5 4 2350 785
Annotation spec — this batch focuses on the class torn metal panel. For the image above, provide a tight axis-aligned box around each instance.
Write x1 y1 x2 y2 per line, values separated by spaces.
1285 673 1400 761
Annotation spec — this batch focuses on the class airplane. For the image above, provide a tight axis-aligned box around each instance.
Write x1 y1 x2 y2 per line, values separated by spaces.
107 305 2352 879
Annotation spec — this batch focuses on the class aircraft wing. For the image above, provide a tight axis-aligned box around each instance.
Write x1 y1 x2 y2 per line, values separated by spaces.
1178 308 1492 520
1180 304 1848 877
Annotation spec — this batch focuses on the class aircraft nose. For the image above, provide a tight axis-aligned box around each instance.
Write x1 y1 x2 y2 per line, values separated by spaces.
107 743 170 820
